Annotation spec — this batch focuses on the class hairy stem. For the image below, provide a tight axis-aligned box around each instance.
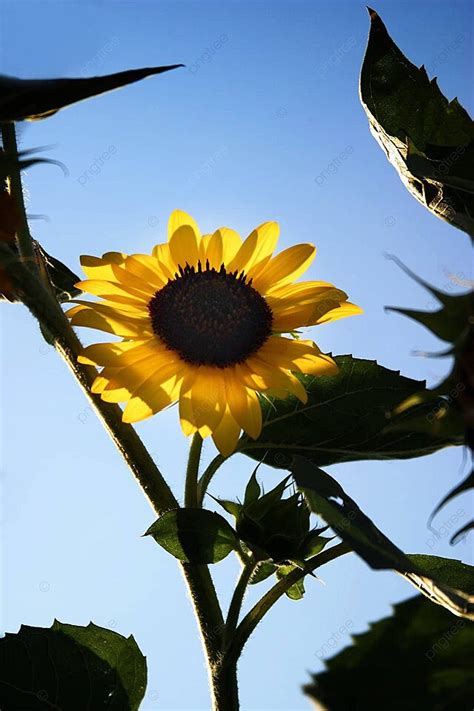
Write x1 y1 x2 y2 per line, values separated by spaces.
224 558 255 648
226 542 351 666
197 452 227 505
210 658 239 711
184 432 203 507
1 241 225 700
1 123 36 266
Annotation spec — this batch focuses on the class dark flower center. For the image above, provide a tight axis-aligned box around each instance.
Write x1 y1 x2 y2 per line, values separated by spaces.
148 261 273 367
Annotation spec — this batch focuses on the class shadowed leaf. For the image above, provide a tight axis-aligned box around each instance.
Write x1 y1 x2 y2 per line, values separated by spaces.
0 65 184 122
239 356 462 468
292 457 474 619
145 508 238 564
360 9 474 238
0 621 147 710
304 595 474 711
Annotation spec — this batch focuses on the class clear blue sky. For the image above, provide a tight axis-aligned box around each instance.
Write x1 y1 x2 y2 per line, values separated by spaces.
1 1 473 709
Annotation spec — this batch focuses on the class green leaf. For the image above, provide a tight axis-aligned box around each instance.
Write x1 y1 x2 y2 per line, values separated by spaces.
292 457 474 619
244 469 262 506
244 477 290 520
0 620 146 710
360 9 474 238
407 555 474 596
299 530 332 559
0 65 184 122
145 508 238 564
213 497 242 519
276 565 306 600
304 594 474 711
239 356 462 469
249 561 277 585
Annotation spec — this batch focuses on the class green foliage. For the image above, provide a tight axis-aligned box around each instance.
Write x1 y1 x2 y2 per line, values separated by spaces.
216 472 330 600
0 65 184 122
387 264 473 542
292 456 474 619
304 594 474 711
215 475 330 566
145 508 238 563
276 565 306 601
240 356 462 469
0 620 147 710
360 9 474 238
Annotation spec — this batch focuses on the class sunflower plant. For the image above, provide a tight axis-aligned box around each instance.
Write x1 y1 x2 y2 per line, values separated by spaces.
1 8 473 711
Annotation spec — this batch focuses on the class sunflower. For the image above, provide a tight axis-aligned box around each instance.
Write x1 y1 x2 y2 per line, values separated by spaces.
67 210 361 456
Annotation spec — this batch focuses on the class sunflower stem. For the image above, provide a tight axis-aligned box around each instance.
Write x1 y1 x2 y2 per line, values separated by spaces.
2 240 227 704
224 556 256 648
225 542 351 667
210 658 239 711
197 452 227 505
184 432 203 507
1 123 36 268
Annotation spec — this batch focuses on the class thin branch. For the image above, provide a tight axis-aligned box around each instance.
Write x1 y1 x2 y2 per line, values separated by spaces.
224 558 255 648
184 432 203 507
197 452 227 505
226 542 352 666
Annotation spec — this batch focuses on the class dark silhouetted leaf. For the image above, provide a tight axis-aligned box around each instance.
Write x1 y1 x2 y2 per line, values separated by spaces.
0 65 184 122
34 241 81 302
239 356 462 469
304 594 474 711
145 508 237 564
244 469 262 506
387 263 474 542
293 457 474 619
0 620 147 710
360 9 474 238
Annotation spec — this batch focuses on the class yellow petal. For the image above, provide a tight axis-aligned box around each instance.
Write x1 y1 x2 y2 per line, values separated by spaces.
253 243 316 293
224 369 262 439
80 252 127 280
125 254 167 289
168 224 200 270
203 230 223 270
152 243 177 280
78 339 150 366
198 234 213 263
316 302 363 324
113 352 181 394
101 386 131 403
271 304 316 332
218 227 242 264
227 221 279 275
75 279 151 303
256 336 338 376
91 373 111 394
67 304 152 338
179 391 200 436
168 209 201 241
211 407 241 457
122 374 181 423
268 286 348 314
246 357 308 403
188 367 226 430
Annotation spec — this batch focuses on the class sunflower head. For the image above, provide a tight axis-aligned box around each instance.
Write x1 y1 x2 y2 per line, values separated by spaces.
68 210 362 456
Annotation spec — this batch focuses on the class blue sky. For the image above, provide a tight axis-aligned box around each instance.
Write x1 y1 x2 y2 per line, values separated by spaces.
1 0 473 709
